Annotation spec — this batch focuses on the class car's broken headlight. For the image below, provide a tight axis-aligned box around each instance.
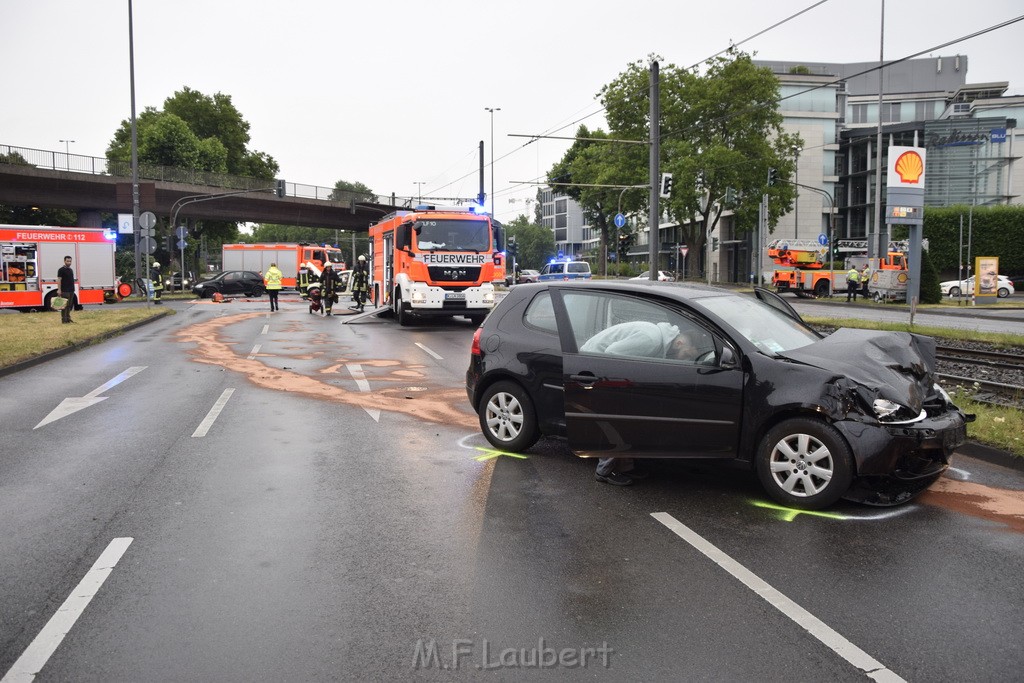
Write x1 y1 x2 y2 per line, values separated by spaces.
873 398 926 424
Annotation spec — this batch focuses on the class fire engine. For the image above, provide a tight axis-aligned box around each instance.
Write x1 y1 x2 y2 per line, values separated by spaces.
770 239 911 298
0 225 125 311
222 242 345 289
369 205 501 326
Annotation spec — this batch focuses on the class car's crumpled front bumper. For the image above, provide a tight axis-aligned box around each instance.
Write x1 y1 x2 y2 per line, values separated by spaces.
835 409 971 506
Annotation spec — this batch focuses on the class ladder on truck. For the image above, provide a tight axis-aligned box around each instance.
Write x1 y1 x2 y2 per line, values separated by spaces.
834 239 927 253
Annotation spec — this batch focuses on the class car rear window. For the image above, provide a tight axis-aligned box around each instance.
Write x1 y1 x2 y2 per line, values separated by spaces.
568 262 590 274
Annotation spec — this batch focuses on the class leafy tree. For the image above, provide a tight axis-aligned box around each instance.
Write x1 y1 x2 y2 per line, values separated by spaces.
331 179 376 202
504 214 555 270
555 51 800 278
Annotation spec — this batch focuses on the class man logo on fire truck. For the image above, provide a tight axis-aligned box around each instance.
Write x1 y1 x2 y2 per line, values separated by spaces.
369 205 500 327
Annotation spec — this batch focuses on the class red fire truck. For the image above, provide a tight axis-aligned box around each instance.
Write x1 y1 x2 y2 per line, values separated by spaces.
369 205 501 326
0 226 123 311
222 242 345 289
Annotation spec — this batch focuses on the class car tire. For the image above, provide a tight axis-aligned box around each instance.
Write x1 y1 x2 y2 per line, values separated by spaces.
949 286 961 298
468 314 486 326
200 289 212 299
478 381 539 453
755 417 854 510
251 286 265 297
998 287 1010 298
873 291 882 303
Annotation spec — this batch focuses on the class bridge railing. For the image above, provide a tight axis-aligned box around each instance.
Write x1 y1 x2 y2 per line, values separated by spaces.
1 143 454 208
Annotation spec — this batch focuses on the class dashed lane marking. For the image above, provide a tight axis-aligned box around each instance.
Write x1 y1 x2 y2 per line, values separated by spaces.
246 344 261 360
415 342 443 360
191 388 235 437
346 364 380 422
261 324 269 335
651 512 905 683
1 538 133 683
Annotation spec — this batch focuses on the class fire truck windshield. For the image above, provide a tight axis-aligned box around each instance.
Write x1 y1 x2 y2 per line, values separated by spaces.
414 219 490 252
327 251 344 264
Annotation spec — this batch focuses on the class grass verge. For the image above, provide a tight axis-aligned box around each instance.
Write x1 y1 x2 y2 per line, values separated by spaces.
0 307 172 369
804 315 1024 457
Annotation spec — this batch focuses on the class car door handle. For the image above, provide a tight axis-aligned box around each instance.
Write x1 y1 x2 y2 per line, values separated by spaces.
570 372 599 385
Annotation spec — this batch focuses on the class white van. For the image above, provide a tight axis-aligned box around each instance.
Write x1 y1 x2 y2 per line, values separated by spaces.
537 260 592 282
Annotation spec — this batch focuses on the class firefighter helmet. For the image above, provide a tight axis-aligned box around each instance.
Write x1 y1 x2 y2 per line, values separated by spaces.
152 261 160 268
358 255 366 262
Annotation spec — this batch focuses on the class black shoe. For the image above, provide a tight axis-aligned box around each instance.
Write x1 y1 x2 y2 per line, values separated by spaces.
595 471 633 486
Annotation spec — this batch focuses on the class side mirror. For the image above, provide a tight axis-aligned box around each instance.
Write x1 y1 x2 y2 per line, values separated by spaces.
492 220 504 252
719 346 737 369
396 222 413 251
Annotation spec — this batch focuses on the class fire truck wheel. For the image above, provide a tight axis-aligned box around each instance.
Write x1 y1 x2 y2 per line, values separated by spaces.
813 280 830 298
478 381 540 453
755 417 854 510
395 292 412 327
43 290 57 313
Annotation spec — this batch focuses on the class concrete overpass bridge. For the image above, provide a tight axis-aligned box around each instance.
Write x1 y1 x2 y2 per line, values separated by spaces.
0 144 433 232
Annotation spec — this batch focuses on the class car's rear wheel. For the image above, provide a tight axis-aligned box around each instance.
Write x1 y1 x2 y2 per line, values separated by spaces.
251 286 265 297
949 286 961 297
478 381 539 453
998 287 1010 298
755 417 853 510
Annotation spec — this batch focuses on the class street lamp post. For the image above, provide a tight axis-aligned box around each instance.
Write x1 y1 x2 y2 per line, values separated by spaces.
413 182 425 203
59 139 75 170
485 107 501 215
792 145 801 239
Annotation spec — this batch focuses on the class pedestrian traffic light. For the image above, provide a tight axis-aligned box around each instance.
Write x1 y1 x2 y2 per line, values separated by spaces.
275 179 286 198
767 168 778 186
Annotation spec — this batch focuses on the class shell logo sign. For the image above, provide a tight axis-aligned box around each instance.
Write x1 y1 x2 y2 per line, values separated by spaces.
887 146 927 189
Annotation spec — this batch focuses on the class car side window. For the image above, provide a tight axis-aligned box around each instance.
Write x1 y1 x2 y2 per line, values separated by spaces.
523 291 558 333
563 291 717 364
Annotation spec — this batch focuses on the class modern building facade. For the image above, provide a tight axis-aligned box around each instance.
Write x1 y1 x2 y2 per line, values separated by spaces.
539 187 587 259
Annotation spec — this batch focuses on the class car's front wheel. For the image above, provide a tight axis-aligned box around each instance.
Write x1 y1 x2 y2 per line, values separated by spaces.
755 417 853 510
949 286 961 297
478 381 539 452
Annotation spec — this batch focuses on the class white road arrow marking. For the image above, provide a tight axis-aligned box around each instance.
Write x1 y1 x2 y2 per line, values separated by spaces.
346 363 380 422
34 367 147 429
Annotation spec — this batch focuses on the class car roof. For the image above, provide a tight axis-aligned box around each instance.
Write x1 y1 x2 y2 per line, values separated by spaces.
506 279 735 302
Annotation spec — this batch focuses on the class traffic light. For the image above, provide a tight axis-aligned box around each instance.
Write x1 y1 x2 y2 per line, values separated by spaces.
275 179 286 198
767 168 778 186
166 235 174 254
659 172 674 198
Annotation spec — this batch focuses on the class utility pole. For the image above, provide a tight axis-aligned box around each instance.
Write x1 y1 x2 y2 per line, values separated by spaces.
648 61 660 279
485 107 501 216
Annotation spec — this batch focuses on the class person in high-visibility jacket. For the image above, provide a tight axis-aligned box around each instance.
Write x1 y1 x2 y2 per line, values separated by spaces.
150 261 164 303
264 262 283 312
846 267 860 302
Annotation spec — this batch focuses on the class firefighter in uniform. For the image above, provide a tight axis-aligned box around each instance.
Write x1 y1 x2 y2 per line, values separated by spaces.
350 255 369 312
321 264 336 316
150 261 164 303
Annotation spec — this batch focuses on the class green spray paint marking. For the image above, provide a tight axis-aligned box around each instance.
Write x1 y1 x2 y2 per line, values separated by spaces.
753 500 847 521
474 447 529 462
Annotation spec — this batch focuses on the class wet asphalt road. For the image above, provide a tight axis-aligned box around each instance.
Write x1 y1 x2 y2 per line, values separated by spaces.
1 295 1022 681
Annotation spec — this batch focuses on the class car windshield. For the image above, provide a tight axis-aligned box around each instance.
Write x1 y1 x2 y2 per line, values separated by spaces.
697 294 820 354
414 219 490 252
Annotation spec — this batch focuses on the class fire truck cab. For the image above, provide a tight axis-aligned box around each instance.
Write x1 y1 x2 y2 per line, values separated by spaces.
370 206 500 326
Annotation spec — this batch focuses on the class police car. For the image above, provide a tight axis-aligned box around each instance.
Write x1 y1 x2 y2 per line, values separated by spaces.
537 260 592 282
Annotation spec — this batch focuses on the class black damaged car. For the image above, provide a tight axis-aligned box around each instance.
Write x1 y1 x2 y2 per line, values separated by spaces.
466 280 973 509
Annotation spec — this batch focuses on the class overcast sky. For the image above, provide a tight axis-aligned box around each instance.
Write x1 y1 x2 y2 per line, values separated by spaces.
2 0 1022 223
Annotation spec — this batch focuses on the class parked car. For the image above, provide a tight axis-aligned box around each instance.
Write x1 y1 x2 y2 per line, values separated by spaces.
519 269 541 284
630 270 675 282
939 275 1014 298
164 270 196 290
537 260 591 282
466 280 972 509
1008 274 1024 290
192 270 265 298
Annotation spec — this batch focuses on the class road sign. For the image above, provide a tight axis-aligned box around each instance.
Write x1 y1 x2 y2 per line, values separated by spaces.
176 226 188 239
817 233 828 246
680 246 689 257
140 236 156 254
177 239 188 250
140 227 153 238
139 211 157 230
614 213 626 229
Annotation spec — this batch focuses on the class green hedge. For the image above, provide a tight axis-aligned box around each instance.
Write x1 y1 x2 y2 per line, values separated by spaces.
913 206 1024 275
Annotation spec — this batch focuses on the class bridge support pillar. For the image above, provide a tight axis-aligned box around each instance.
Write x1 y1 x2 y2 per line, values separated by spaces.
77 210 103 228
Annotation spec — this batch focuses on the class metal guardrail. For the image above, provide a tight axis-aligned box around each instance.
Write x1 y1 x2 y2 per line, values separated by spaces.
0 143 407 206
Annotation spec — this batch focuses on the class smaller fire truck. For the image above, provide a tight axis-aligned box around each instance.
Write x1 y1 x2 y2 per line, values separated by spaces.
0 225 123 311
770 239 912 298
222 242 345 289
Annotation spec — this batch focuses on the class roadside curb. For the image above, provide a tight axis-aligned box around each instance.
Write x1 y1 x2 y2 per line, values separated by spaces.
0 308 174 379
957 440 1024 473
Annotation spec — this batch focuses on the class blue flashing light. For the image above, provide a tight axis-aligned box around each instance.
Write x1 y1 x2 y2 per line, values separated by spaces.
103 229 117 241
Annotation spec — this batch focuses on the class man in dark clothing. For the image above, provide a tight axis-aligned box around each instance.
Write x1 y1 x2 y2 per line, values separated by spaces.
350 255 370 312
321 264 336 316
57 255 75 323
